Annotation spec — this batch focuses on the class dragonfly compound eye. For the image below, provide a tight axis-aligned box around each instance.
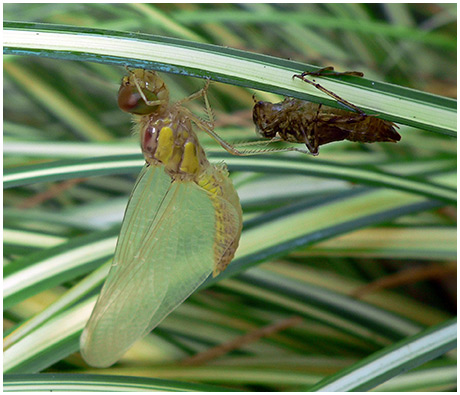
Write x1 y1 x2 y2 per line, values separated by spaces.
118 82 160 115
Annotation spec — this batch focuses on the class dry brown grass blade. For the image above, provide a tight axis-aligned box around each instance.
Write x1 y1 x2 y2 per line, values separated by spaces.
351 263 457 298
181 315 303 366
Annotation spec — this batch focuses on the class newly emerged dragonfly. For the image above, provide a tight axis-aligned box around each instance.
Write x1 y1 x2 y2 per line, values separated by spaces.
253 67 401 155
80 69 243 368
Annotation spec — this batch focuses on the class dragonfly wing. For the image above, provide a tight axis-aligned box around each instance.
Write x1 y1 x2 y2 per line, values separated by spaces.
80 165 240 368
147 178 242 330
110 164 172 278
81 165 173 367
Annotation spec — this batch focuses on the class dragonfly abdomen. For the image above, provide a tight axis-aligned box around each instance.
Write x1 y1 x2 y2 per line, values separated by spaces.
197 165 243 276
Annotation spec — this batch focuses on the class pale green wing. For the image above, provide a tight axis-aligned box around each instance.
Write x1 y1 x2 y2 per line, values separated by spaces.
145 181 241 333
110 164 172 280
80 164 173 367
80 165 240 368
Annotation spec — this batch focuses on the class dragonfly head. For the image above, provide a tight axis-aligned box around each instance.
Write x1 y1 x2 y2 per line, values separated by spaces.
118 69 169 115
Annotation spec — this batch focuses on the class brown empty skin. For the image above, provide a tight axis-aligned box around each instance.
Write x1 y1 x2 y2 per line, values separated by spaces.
253 97 400 155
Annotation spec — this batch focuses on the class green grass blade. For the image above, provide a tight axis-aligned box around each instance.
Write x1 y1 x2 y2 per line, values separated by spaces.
4 299 93 373
4 229 118 309
3 21 456 135
4 154 456 203
172 10 456 50
372 364 457 392
3 373 236 391
4 228 66 250
3 6 455 389
3 155 144 188
308 318 456 391
4 184 442 371
5 62 113 142
225 268 422 341
299 226 457 261
4 263 109 351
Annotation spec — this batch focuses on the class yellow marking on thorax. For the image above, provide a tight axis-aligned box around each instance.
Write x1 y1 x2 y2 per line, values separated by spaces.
180 141 200 175
155 127 174 163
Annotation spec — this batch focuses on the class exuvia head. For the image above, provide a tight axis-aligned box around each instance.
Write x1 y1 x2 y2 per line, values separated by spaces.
252 99 278 139
118 69 169 115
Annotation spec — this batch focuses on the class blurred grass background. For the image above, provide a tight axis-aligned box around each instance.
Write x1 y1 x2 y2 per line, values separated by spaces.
3 3 457 391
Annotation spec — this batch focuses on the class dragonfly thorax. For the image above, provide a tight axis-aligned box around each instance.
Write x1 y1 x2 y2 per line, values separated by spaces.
140 112 209 181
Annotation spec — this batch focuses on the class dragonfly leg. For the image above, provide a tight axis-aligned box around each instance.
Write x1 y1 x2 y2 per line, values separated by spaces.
229 145 312 156
181 106 310 156
224 138 312 155
200 80 216 129
293 68 366 115
175 79 211 106
233 138 277 148
175 79 215 129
